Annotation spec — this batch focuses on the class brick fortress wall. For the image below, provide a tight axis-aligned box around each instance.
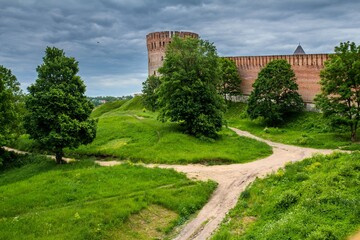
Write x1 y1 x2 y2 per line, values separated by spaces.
146 31 199 76
146 31 328 104
226 54 329 103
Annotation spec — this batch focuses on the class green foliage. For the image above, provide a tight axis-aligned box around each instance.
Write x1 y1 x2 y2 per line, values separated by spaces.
0 149 46 171
142 75 161 111
13 97 272 164
226 101 360 150
67 97 272 164
247 59 304 126
0 155 216 239
91 99 128 118
218 58 242 101
0 66 23 148
213 152 360 239
117 95 144 111
24 47 97 163
158 36 225 138
315 41 360 142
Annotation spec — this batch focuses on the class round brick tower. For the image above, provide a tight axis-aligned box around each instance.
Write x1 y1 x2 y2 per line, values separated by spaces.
146 31 199 76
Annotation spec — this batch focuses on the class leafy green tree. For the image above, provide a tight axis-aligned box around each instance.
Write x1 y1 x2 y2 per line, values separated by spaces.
0 65 23 148
157 36 225 138
315 41 360 142
218 58 242 101
25 47 97 164
142 75 161 111
247 59 304 125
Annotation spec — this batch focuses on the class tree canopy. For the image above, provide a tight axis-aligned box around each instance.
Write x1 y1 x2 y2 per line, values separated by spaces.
247 59 304 125
25 47 97 163
0 65 22 147
157 36 225 138
142 75 161 111
218 58 242 101
315 41 360 142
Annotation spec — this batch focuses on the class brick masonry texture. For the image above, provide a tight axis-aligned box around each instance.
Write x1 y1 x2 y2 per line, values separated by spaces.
147 31 328 103
227 54 329 103
146 31 199 76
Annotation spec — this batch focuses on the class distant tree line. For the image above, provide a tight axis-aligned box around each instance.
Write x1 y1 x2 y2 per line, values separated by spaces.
88 95 133 107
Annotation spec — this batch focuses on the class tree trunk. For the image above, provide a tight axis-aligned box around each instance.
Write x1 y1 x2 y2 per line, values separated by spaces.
55 148 64 164
351 131 357 142
351 122 358 142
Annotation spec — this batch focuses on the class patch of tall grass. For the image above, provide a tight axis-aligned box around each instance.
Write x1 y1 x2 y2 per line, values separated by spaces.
0 153 216 239
212 152 360 239
225 101 360 150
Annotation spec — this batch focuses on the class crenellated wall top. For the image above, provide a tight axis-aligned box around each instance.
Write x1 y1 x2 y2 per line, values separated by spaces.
226 54 330 68
146 31 199 41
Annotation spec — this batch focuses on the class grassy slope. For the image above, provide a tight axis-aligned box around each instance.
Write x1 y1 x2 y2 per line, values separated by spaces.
90 99 129 118
213 152 360 240
65 97 272 164
225 102 360 150
0 156 216 239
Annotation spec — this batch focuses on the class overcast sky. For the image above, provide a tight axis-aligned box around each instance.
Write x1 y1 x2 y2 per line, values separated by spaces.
1 0 360 96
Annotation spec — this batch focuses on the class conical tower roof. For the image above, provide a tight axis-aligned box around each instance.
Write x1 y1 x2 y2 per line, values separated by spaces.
294 44 305 55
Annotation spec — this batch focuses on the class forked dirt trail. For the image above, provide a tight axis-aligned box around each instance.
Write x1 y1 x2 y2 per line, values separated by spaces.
97 127 339 240
3 128 343 239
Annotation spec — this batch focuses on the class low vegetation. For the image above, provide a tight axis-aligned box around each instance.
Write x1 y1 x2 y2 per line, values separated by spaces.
213 152 360 239
71 97 271 164
0 153 216 239
13 97 272 164
226 102 360 150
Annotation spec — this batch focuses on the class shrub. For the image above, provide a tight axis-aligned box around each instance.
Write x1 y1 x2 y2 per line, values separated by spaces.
275 190 299 210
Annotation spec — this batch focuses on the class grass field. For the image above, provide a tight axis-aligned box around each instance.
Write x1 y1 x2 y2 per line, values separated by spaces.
212 152 360 240
71 97 272 164
225 102 360 150
13 97 272 164
0 154 216 239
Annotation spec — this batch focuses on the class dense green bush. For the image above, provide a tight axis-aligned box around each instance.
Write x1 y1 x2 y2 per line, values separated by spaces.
247 59 304 126
158 36 225 138
0 148 48 171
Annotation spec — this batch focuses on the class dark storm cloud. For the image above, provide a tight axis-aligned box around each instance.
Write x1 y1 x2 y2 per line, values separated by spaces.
1 0 360 96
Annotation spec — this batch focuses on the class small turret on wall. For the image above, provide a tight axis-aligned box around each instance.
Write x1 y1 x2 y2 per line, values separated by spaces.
146 31 199 76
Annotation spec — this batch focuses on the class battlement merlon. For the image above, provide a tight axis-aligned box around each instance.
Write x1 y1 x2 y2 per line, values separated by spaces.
146 31 199 40
225 54 330 68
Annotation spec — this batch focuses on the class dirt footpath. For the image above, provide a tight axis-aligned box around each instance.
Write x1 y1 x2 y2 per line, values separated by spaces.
3 128 346 239
97 127 339 240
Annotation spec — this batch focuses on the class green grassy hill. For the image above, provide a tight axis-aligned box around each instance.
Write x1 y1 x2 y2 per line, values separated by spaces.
0 154 216 239
66 96 272 164
212 152 360 240
225 102 360 150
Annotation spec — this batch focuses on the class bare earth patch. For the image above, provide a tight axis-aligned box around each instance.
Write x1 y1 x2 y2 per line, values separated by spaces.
349 230 360 240
107 205 178 240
